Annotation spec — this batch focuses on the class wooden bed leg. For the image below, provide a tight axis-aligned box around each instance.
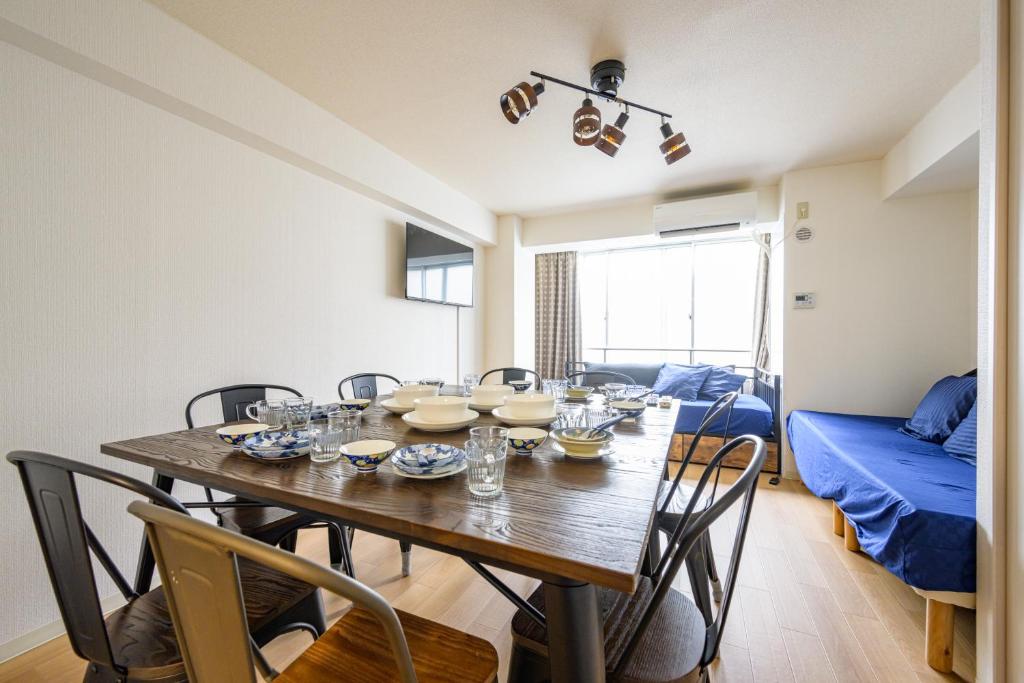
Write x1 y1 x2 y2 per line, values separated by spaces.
832 502 844 536
843 515 860 552
925 598 955 673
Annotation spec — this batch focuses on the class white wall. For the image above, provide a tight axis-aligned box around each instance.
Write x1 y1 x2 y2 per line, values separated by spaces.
780 160 977 475
0 1 491 654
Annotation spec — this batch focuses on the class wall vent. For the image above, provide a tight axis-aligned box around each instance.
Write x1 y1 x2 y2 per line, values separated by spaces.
794 226 814 242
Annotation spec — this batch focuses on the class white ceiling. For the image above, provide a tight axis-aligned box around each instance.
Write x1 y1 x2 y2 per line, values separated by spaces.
148 0 979 217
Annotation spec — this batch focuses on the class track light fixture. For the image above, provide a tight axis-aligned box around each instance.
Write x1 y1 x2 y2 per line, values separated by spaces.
500 81 545 124
499 60 690 164
595 110 629 157
572 98 602 146
659 119 691 165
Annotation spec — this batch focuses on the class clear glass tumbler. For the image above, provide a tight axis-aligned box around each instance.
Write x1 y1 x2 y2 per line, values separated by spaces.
246 399 286 429
466 426 508 497
328 409 361 444
555 403 584 429
308 419 344 463
283 397 313 430
462 374 481 396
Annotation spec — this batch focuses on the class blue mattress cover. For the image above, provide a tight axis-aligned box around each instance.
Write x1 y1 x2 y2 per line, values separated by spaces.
787 410 976 592
674 394 774 437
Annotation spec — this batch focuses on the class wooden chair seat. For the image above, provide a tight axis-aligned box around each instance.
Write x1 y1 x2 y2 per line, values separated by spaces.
278 606 499 682
217 498 312 539
103 557 322 680
511 579 704 682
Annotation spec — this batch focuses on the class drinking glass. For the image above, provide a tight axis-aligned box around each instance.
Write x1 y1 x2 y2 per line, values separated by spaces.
604 382 627 401
245 399 285 429
545 379 568 400
283 397 313 430
555 403 583 429
462 373 481 396
583 406 618 428
328 409 361 444
308 419 344 463
466 426 509 498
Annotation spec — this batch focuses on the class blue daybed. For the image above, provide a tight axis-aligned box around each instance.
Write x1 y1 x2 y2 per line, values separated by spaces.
787 408 976 673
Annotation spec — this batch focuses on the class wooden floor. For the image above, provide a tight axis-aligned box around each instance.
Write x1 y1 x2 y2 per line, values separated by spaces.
0 465 975 682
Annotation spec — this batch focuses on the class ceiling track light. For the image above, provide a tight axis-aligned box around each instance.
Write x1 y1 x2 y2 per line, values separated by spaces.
498 60 690 164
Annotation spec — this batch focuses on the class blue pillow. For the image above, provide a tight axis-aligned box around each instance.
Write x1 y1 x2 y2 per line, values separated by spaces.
943 401 977 465
698 366 747 400
652 364 713 401
899 375 977 443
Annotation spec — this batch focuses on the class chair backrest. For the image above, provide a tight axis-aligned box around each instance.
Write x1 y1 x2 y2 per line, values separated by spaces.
565 369 636 387
564 360 586 379
128 501 418 683
338 373 401 400
6 451 188 674
479 367 541 389
185 383 302 428
617 436 766 675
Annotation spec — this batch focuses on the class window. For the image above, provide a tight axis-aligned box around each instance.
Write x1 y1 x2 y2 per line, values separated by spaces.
580 238 760 366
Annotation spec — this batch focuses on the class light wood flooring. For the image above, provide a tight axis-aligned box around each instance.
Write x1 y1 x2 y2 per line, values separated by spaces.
0 465 976 682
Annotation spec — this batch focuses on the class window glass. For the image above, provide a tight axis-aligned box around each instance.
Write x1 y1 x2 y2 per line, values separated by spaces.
423 267 444 301
446 264 473 306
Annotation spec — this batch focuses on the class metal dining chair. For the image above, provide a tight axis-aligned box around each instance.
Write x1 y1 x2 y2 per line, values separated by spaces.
186 384 354 577
564 369 637 387
509 435 767 683
7 450 327 683
338 372 401 400
128 500 500 682
479 366 542 389
651 392 739 620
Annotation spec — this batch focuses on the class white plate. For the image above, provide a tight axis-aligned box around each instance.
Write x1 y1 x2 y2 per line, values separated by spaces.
550 440 614 459
380 398 415 414
390 460 468 479
402 409 479 432
468 400 505 412
492 406 557 427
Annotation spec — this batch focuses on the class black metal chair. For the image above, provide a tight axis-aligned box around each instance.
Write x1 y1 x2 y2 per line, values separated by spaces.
509 435 767 682
6 450 327 683
338 372 401 400
650 392 739 619
186 384 354 577
565 369 637 387
479 367 541 389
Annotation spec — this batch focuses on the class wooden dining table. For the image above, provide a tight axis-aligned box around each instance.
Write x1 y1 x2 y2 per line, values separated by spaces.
101 395 681 683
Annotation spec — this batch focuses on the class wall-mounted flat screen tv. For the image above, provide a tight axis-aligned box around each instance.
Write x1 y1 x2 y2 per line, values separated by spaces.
405 223 474 307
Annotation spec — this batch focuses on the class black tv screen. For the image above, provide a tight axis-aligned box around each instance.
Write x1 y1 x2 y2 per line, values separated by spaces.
405 223 474 306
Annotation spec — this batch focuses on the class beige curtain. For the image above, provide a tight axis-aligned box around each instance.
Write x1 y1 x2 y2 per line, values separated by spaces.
751 233 771 370
535 251 582 379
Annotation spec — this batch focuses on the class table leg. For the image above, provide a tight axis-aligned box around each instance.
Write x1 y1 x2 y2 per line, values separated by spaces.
543 580 605 683
133 471 175 593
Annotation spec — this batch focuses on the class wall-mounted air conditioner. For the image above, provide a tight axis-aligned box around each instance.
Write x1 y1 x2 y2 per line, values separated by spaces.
653 191 759 238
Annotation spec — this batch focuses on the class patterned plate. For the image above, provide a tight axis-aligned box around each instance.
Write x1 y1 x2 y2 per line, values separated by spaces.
390 460 468 480
392 443 465 474
241 430 310 460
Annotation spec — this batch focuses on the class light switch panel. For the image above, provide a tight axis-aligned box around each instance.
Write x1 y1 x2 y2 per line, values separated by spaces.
793 292 815 309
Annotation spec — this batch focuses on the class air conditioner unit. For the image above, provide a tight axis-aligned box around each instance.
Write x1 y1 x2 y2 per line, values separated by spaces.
653 191 759 238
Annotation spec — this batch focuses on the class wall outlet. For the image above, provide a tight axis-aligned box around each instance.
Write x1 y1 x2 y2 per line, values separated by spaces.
797 202 810 220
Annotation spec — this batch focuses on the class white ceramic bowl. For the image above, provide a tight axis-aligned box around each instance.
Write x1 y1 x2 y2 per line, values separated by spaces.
551 428 614 456
413 395 470 422
471 384 515 405
393 383 439 407
504 393 556 419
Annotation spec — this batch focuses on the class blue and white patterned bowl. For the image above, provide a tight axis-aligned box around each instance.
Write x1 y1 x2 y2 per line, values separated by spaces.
337 398 371 413
392 443 465 475
241 429 310 460
340 439 396 473
310 403 342 420
507 428 548 455
216 423 269 448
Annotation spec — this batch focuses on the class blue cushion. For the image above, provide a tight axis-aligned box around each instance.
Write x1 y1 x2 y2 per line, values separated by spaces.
652 364 713 401
698 366 747 400
943 401 977 465
899 376 977 443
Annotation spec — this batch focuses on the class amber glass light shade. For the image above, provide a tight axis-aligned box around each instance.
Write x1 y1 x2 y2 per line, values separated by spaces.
595 112 630 157
659 122 691 164
572 98 602 146
500 81 545 124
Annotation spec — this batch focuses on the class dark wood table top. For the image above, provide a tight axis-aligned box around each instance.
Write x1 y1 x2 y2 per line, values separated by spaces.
101 398 680 593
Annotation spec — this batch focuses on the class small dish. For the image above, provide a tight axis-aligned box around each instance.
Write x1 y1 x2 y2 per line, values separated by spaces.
508 380 532 393
390 460 468 480
392 443 465 474
402 409 479 432
492 406 557 427
337 398 371 413
339 439 396 473
216 423 268 448
609 400 646 414
550 440 614 459
241 429 310 460
507 427 548 454
566 386 595 399
380 398 415 414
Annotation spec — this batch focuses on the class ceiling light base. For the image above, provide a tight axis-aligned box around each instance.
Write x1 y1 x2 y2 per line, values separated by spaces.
591 59 626 97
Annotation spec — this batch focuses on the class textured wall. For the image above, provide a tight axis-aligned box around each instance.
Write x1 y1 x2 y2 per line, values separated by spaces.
0 28 486 650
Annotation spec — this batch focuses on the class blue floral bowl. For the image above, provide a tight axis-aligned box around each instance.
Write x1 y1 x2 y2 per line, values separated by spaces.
216 423 269 448
241 429 310 460
507 427 548 455
340 439 396 473
337 398 371 413
392 443 465 475
310 403 342 420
